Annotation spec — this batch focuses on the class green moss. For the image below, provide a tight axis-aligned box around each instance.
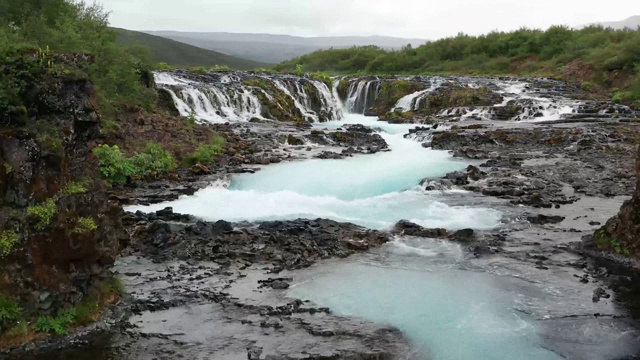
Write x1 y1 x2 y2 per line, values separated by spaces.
3 164 12 174
62 181 87 195
242 79 270 90
72 217 98 234
27 198 57 231
0 231 19 257
336 79 350 99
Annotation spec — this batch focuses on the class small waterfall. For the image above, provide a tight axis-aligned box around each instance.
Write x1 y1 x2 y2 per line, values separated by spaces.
310 79 343 120
344 79 381 114
156 72 262 123
394 78 445 112
271 79 319 122
155 71 343 123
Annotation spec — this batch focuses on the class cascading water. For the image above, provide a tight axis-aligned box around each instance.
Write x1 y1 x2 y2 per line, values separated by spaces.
155 71 343 123
344 79 381 114
340 75 637 121
129 74 640 359
394 77 446 112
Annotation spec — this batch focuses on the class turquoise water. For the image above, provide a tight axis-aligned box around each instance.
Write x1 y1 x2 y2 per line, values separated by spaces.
127 114 501 230
289 237 563 360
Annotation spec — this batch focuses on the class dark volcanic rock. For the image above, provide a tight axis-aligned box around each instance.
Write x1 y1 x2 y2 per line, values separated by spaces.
594 145 640 256
132 214 391 269
0 52 126 315
394 220 449 238
308 124 389 154
527 214 566 225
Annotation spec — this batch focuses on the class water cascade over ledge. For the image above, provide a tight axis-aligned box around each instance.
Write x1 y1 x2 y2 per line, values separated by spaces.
336 75 637 121
155 70 343 123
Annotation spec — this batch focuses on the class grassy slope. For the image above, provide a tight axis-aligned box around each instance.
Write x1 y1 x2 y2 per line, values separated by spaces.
114 28 267 70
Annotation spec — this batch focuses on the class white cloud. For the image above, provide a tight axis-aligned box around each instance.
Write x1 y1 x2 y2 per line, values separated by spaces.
100 0 637 39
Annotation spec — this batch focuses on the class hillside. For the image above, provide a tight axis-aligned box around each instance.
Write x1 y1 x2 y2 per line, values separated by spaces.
593 15 640 30
274 26 640 107
144 31 427 63
114 28 267 69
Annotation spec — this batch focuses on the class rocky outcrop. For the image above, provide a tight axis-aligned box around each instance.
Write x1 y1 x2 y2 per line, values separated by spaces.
127 208 391 270
593 145 640 256
307 124 389 156
0 52 125 318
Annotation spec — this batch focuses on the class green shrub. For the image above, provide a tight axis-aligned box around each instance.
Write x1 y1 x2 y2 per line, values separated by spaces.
0 230 19 257
0 296 22 325
62 181 87 195
27 198 57 231
33 308 75 335
130 142 176 177
92 144 135 185
72 217 98 234
186 136 225 165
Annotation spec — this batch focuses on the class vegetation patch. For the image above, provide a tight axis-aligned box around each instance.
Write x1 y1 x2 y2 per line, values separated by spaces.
186 136 226 165
62 181 87 195
27 198 57 231
275 26 640 106
93 142 176 185
33 309 75 335
0 231 19 257
72 217 98 234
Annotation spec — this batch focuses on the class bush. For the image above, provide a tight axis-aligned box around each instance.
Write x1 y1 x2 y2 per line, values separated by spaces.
72 217 98 234
27 198 57 231
186 136 225 165
62 181 87 195
92 144 135 185
0 296 22 326
130 142 176 177
0 230 19 257
33 308 75 335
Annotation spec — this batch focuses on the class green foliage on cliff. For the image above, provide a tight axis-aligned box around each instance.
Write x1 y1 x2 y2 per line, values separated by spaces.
62 181 87 195
0 231 19 257
27 199 57 231
275 26 640 106
33 308 75 335
92 145 134 186
0 0 157 119
0 296 21 326
72 217 98 235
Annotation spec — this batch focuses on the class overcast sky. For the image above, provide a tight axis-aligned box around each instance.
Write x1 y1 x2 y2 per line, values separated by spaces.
101 0 637 39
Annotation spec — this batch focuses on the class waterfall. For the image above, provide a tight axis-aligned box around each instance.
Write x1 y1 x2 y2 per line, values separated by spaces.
344 79 381 114
394 78 445 112
154 71 343 123
311 79 343 120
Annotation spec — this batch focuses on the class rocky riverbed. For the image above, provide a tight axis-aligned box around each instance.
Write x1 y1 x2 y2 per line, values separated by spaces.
5 72 640 360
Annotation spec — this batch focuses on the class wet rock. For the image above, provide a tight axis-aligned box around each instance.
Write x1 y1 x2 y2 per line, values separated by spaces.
592 287 610 303
527 215 566 225
445 171 469 185
451 229 475 243
393 220 449 238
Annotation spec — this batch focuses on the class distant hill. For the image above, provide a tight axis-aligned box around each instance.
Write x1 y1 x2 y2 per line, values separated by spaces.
144 31 427 64
114 29 268 69
589 15 640 29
